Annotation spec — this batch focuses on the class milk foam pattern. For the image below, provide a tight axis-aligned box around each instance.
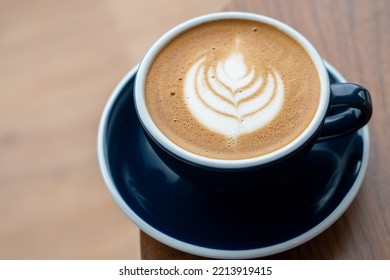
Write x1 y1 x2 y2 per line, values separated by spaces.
184 39 285 138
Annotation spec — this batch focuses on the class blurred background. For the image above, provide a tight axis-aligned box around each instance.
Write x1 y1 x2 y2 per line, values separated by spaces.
0 0 228 259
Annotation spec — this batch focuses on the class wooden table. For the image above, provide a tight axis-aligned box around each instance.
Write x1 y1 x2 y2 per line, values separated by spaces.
140 0 390 259
0 0 388 260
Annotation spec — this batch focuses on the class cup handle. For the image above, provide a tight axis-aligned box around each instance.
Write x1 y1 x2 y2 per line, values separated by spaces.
318 83 372 140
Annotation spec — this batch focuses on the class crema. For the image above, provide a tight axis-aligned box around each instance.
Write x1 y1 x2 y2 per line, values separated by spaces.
145 19 320 159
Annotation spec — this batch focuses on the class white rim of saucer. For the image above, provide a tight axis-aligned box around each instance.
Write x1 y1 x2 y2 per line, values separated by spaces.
97 63 370 259
134 12 330 169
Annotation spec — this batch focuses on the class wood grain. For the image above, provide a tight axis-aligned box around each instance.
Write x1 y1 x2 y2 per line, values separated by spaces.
140 0 390 259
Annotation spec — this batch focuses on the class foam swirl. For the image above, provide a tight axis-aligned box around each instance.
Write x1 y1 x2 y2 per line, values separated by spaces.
184 46 285 138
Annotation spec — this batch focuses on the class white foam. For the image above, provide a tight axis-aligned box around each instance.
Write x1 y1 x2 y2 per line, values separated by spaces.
184 46 284 138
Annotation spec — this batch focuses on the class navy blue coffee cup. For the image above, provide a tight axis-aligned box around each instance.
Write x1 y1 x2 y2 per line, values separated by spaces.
133 12 372 191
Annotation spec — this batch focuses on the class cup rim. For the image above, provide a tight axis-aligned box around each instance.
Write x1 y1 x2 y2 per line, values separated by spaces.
135 11 330 169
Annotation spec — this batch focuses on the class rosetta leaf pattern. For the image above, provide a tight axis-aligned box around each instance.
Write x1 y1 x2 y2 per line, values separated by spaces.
184 49 284 138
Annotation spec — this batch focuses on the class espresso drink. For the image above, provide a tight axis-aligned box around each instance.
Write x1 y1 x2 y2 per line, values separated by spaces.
145 19 320 160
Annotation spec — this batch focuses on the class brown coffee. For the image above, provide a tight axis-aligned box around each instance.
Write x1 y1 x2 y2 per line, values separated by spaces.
145 19 320 160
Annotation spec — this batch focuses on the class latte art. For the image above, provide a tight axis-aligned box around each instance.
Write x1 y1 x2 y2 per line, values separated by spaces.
144 19 321 159
184 45 284 138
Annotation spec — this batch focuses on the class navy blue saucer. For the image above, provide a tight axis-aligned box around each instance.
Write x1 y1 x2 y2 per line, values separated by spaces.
98 64 369 258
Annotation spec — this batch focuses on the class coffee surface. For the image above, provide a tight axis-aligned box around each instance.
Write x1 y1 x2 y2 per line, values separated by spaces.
145 19 320 159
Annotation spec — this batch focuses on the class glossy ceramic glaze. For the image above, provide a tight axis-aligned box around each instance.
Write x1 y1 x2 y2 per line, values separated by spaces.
98 64 369 259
